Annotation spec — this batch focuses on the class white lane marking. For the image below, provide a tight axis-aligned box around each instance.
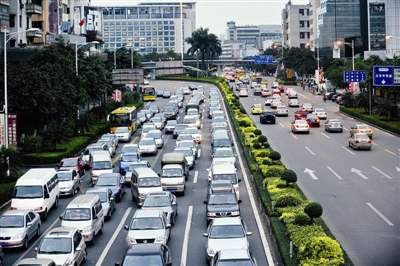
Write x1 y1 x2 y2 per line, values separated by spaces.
177 116 180 120
254 98 257 101
372 166 392 179
12 212 61 266
193 171 198 183
327 166 343 180
304 168 318 180
351 168 368 180
342 146 355 155
180 206 193 266
366 203 394 226
290 133 297 139
96 208 132 266
201 124 203 129
305 146 315 155
279 122 285 127
321 132 330 138
197 149 201 158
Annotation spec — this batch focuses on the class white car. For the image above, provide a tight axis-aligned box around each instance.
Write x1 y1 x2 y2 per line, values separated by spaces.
175 133 193 147
313 108 327 119
57 169 81 196
175 140 198 159
173 147 196 169
138 138 158 156
288 99 300 107
143 79 150 85
287 91 298 99
146 129 164 148
270 100 282 109
301 103 314 113
141 124 156 138
274 105 289 117
212 147 236 166
114 127 131 142
150 117 165 130
291 120 310 134
239 89 248 97
184 127 202 144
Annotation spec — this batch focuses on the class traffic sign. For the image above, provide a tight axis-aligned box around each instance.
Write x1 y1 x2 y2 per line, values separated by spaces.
343 70 366 83
254 55 273 64
373 66 400 86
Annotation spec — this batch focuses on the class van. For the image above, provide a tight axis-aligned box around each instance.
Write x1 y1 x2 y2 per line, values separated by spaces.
90 150 113 184
130 168 163 206
60 194 104 245
160 153 189 196
211 131 233 154
211 164 241 199
11 168 59 221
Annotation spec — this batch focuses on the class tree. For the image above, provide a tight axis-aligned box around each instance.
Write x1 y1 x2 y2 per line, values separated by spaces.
280 169 297 187
41 120 70 151
373 97 397 120
304 202 323 222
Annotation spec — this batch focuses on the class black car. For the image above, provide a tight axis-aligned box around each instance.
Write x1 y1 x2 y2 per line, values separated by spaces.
116 243 172 266
306 114 320 127
204 191 241 225
165 120 178 134
157 90 164 97
163 91 171 98
172 124 188 139
163 107 177 120
189 84 198 90
259 110 276 124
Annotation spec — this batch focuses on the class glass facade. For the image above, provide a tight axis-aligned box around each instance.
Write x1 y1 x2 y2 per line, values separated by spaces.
369 2 386 51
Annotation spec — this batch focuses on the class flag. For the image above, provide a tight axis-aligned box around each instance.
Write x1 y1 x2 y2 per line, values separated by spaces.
79 19 84 27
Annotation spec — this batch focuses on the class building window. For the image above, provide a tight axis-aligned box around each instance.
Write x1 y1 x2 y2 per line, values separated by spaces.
19 15 22 27
110 32 115 36
164 37 169 41
146 21 150 25
300 21 304 27
299 9 304 15
128 26 133 31
169 21 174 24
134 26 139 30
152 21 157 25
140 26 145 30
307 21 310 27
122 21 126 25
116 32 121 36
170 31 174 35
170 37 175 41
164 42 169 46
164 21 168 24
109 22 114 26
170 42 175 46
158 21 162 25
300 32 305 39
146 26 151 30
134 21 138 25
164 31 169 35
170 26 174 30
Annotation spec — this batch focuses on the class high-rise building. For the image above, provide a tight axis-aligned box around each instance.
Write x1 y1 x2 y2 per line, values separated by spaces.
281 1 310 49
101 2 196 55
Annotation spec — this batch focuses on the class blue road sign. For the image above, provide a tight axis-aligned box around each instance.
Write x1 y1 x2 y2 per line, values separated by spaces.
343 70 366 83
373 66 400 86
254 55 273 64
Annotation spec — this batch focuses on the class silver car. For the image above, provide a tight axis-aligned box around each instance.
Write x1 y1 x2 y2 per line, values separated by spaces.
291 120 310 134
175 140 198 159
173 147 196 169
212 147 236 167
57 169 80 197
274 105 289 117
138 138 158 156
141 124 156 138
0 210 41 249
141 192 178 226
203 217 252 263
85 187 116 220
324 119 343 133
150 117 165 130
146 129 164 148
301 103 314 113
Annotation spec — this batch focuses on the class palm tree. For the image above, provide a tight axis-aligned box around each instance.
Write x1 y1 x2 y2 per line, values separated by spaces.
206 33 222 73
373 97 397 120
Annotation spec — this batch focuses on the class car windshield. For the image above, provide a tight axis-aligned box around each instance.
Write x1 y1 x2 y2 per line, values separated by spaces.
178 141 194 148
60 159 76 167
138 114 146 118
149 106 158 111
175 125 187 131
208 193 237 205
143 196 170 207
185 128 198 134
122 145 139 153
87 192 107 203
130 217 163 230
253 104 262 108
57 172 73 181
128 163 149 171
162 168 183 177
115 127 130 133
138 177 161 187
0 215 24 228
123 255 163 265
174 149 192 156
177 134 192 141
214 149 234 158
213 139 231 147
151 118 162 123
142 127 155 133
13 186 43 199
315 109 324 112
183 118 195 124
147 132 161 139
164 108 175 113
38 238 72 254
140 139 155 145
93 161 112 170
330 120 341 124
209 225 245 239
213 117 226 123
355 134 370 140
213 174 237 184
63 208 91 221
166 121 177 126
122 154 138 162
357 125 369 129
96 176 119 186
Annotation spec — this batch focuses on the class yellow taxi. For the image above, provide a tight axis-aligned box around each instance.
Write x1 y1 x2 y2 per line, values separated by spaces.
261 79 269 85
251 103 264 114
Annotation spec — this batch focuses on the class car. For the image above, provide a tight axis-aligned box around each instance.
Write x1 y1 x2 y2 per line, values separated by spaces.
138 138 158 156
156 90 164 97
331 93 342 102
274 105 289 117
115 243 172 266
137 113 148 126
294 108 309 120
261 89 271 97
96 137 116 157
163 107 177 120
251 103 263 115
207 179 235 200
150 117 165 130
291 120 310 134
120 144 140 157
154 112 167 124
82 143 109 168
204 191 241 225
172 124 188 139
57 156 86 178
124 160 152 185
175 133 194 147
182 115 201 129
242 78 250 84
175 140 198 159
182 87 191 95
124 209 171 246
301 103 314 113
173 147 196 169
102 133 119 148
119 152 140 175
139 109 152 120
210 249 258 266
239 89 248 97
57 169 81 196
189 84 198 90
270 99 282 109
35 227 87 266
264 96 273 106
306 114 320 127
250 81 257 88
141 124 156 138
187 108 201 118
209 101 221 109
0 210 41 249
324 119 343 133
272 89 281 96
287 90 298 99
288 99 300 107
146 129 164 148
349 124 373 139
143 79 150 85
285 88 295 96
259 110 276 124
148 105 160 116
165 120 177 134
271 82 279 88
212 116 227 124
85 187 116 220
212 147 236 166
184 127 202 144
114 127 131 142
141 192 178 226
94 173 126 202
162 91 171 98
349 133 372 150
16 258 57 266
209 107 221 119
313 108 327 119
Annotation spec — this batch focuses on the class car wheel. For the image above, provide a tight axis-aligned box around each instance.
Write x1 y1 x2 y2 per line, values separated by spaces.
340 129 343 133
42 209 48 221
36 225 41 237
348 142 351 148
91 236 95 246
116 194 121 203
132 192 136 202
71 187 75 196
171 215 175 226
23 236 29 249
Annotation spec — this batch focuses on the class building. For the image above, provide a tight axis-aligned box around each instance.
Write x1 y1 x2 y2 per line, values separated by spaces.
281 1 310 49
101 2 196 55
308 0 320 51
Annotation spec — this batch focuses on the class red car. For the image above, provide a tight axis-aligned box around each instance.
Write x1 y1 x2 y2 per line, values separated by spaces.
57 156 86 177
294 108 308 120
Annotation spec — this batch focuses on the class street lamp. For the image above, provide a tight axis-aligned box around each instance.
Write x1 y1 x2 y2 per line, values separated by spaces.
75 41 99 75
335 40 354 71
4 27 39 150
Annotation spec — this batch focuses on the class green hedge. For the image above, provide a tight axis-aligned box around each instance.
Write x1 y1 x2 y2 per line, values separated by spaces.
0 182 16 206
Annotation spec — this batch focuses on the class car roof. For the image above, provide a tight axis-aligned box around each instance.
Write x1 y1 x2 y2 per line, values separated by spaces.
218 249 251 260
86 187 111 193
211 217 242 226
2 209 32 216
125 243 165 255
134 209 163 218
46 227 76 238
147 191 170 197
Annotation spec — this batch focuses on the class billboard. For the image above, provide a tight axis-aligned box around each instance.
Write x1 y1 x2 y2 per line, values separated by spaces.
112 68 144 85
156 61 183 75
0 113 17 147
71 6 102 37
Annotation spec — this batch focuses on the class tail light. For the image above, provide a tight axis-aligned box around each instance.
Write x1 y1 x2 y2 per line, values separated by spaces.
34 206 44 211
10 207 17 210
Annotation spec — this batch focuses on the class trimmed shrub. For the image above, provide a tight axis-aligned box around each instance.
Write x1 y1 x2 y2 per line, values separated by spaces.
302 236 344 266
293 213 311 226
234 95 239 100
256 151 269 157
258 135 268 143
263 142 270 149
240 107 247 114
23 135 43 153
275 194 303 207
269 150 281 160
262 159 271 165
242 127 257 133
254 129 262 135
239 121 248 127
279 212 297 224
280 169 298 187
304 202 323 222
263 165 285 177
252 143 261 149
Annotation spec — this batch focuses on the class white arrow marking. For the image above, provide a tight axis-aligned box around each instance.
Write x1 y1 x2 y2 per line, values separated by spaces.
304 168 318 180
327 166 343 180
342 146 355 155
372 166 392 179
366 203 394 226
321 133 330 138
305 147 315 155
200 124 203 129
193 171 198 183
351 168 368 179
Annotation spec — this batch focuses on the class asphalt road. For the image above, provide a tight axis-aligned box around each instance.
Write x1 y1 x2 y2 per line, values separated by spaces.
235 76 400 266
4 80 276 266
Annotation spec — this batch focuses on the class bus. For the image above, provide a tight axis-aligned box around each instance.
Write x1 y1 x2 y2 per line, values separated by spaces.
108 107 138 134
142 85 157 101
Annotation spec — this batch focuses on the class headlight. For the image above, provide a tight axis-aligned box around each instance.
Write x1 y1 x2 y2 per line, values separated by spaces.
177 182 184 185
63 258 73 266
11 233 23 240
155 235 165 243
65 184 72 189
207 212 217 217
231 211 240 216
127 236 137 245
206 246 215 256
82 225 92 233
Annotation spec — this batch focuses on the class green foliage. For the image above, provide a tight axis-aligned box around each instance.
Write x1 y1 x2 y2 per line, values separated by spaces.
242 127 257 133
281 169 298 186
239 121 248 127
254 129 262 135
262 159 272 165
293 213 312 226
240 107 247 114
252 143 261 149
301 236 344 266
258 135 268 143
279 212 297 224
275 194 303 207
373 97 398 119
40 120 70 151
263 142 271 149
23 135 43 153
269 150 281 160
304 202 324 221
0 182 16 206
263 165 285 177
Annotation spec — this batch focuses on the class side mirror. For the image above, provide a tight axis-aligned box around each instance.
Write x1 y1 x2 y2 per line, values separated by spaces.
76 247 82 251
26 222 32 227
59 215 63 220
112 165 115 168
166 224 171 229
204 200 207 204
110 197 115 201
203 233 208 237
238 200 242 204
124 225 129 230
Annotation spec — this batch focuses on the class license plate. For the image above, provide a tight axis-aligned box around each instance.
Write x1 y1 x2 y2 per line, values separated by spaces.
169 190 176 193
0 242 8 246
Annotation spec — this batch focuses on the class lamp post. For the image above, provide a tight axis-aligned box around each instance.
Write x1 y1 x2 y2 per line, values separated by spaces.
306 40 321 89
75 41 99 76
335 40 354 71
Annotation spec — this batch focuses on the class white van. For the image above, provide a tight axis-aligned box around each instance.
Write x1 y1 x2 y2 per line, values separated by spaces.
130 168 163 206
90 150 113 184
60 194 104 245
211 164 241 199
11 168 59 221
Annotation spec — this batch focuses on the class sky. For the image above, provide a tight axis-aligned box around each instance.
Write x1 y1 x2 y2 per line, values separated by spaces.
90 0 309 37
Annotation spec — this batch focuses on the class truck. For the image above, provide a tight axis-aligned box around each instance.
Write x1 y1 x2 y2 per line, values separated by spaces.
160 153 189 196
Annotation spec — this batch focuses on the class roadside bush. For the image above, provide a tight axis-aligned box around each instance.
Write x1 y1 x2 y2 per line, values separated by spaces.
263 142 270 149
242 127 257 133
279 212 297 224
254 150 268 157
262 165 285 177
304 202 323 222
293 213 311 226
258 135 268 143
23 135 43 153
301 236 344 266
275 194 303 207
239 121 248 127
240 107 247 114
280 169 298 187
235 95 239 100
254 129 262 135
252 143 261 149
262 159 271 165
269 150 281 161
0 182 16 206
